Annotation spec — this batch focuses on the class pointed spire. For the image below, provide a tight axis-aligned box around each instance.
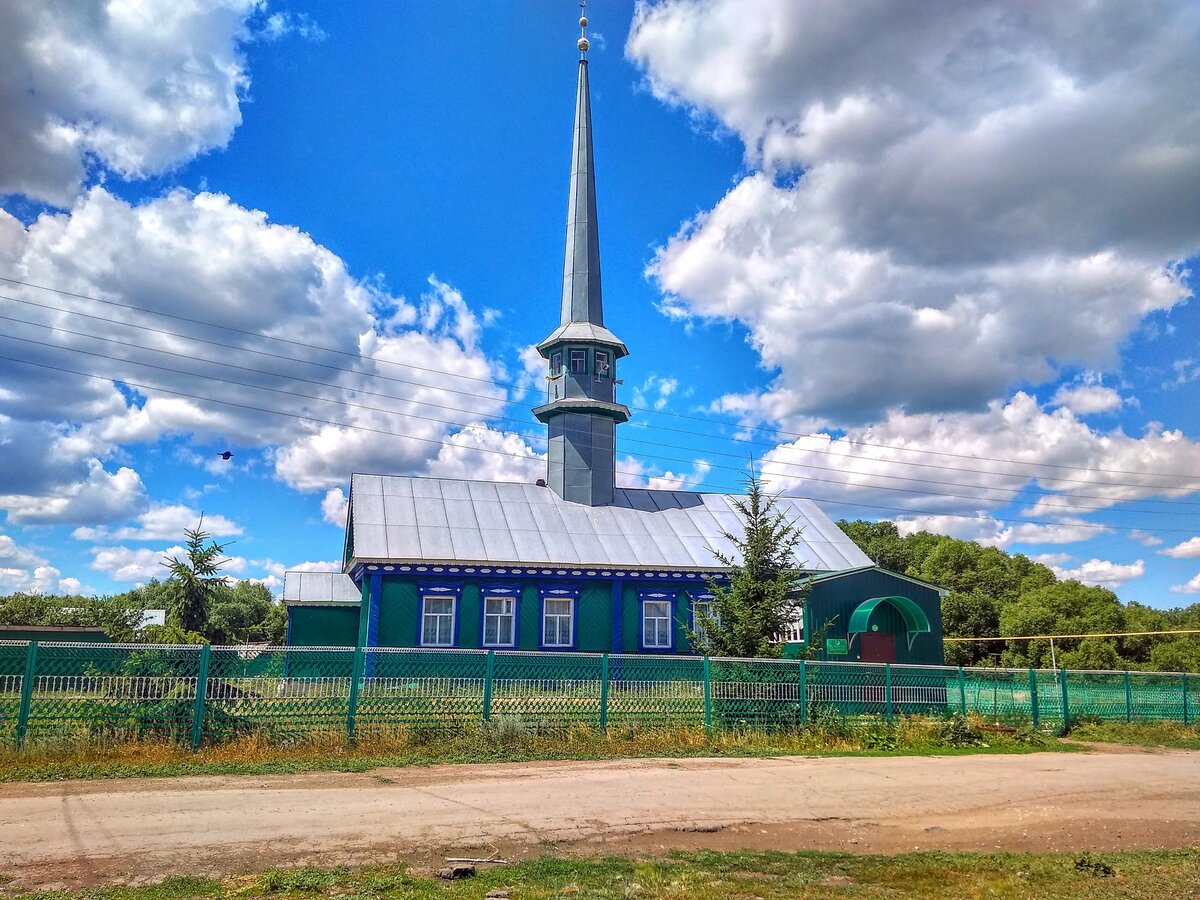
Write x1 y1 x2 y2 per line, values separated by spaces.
561 17 602 326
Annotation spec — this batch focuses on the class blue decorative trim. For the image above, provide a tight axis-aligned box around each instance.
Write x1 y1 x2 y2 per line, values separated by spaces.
638 588 676 652
610 579 622 652
417 582 462 648
538 584 579 650
364 574 382 676
479 583 520 648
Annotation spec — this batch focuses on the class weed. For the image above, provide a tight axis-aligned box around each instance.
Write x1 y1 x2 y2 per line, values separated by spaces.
1074 853 1115 877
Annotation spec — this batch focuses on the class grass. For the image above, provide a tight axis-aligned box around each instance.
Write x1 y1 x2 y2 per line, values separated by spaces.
1066 719 1200 749
0 714 1064 783
6 850 1200 899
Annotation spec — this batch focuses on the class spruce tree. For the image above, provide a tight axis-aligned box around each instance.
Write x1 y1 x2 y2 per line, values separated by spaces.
691 469 806 658
162 518 229 635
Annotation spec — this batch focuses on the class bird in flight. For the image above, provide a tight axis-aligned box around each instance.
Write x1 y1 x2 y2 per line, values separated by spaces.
218 451 233 461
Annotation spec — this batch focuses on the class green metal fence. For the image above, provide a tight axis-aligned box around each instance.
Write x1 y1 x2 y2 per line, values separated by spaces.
1 641 1197 749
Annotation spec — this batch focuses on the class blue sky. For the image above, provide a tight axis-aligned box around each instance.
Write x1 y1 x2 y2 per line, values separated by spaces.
1 0 1199 606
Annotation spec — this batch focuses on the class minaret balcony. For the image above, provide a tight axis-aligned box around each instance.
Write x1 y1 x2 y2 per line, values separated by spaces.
533 396 630 425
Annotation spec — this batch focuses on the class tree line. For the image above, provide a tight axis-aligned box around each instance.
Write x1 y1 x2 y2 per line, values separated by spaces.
838 520 1200 672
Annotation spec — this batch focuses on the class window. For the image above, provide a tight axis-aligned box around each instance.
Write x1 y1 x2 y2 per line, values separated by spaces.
421 595 456 647
594 350 610 379
542 597 574 647
643 599 673 650
483 595 516 647
569 349 588 374
549 351 562 376
691 596 718 646
780 609 804 643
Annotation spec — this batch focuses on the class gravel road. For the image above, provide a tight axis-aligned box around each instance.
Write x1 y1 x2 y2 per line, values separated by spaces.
2 748 1198 888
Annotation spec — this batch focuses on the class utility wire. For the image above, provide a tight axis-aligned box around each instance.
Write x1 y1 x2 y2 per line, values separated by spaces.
3 273 1198 483
3 351 1198 535
7 329 1200 519
4 292 1200 499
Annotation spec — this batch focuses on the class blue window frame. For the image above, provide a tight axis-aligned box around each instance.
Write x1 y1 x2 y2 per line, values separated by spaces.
481 584 519 648
418 584 461 648
640 589 674 651
539 585 578 649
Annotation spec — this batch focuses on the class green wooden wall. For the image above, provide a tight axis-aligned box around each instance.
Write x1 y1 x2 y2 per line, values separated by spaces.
287 606 359 647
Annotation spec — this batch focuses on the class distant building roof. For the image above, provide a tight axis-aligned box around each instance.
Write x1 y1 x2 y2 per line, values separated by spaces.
344 474 872 573
284 571 361 605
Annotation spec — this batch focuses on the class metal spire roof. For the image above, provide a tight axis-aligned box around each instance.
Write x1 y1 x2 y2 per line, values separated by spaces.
561 56 603 328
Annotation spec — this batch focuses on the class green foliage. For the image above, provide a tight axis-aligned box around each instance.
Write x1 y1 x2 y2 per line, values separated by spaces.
138 623 207 644
162 518 230 634
0 591 147 641
837 519 1200 673
207 581 286 644
691 469 804 659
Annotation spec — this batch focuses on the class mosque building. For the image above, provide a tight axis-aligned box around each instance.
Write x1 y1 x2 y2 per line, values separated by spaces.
284 17 945 666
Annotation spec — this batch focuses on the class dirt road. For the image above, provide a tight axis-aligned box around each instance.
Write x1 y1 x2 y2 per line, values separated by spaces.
2 749 1198 888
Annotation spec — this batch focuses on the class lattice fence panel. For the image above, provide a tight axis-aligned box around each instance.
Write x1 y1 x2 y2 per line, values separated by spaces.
606 654 704 730
806 661 888 718
25 643 202 745
710 657 803 730
0 641 28 745
490 651 602 729
356 648 487 734
204 646 353 743
960 668 1037 724
1065 671 1128 722
888 665 956 717
1128 672 1189 722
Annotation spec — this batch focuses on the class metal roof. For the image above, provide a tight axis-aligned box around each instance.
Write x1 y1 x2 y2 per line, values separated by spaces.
347 474 872 572
283 571 361 605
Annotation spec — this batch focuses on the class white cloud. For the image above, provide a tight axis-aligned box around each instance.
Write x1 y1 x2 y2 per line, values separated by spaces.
425 425 545 484
1051 558 1145 590
1051 384 1124 415
0 529 87 595
628 0 1200 424
756 393 1200 518
617 456 713 492
0 460 146 526
1171 573 1200 595
321 488 349 527
895 513 1105 549
91 543 248 583
72 505 242 542
1031 552 1073 567
632 374 680 412
1129 529 1165 547
0 0 263 204
1160 536 1200 559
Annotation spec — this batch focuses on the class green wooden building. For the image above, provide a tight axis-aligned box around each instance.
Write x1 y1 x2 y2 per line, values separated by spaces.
285 35 946 667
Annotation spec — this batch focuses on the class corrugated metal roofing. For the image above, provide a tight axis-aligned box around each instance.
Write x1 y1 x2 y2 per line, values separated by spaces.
347 474 872 572
283 571 361 604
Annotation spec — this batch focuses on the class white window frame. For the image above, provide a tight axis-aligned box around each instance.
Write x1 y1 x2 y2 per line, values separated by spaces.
420 594 456 647
780 608 805 644
542 596 575 648
642 598 673 650
482 594 516 648
691 598 719 645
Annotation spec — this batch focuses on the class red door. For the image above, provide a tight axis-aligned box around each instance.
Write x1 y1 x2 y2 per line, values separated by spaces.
860 632 896 663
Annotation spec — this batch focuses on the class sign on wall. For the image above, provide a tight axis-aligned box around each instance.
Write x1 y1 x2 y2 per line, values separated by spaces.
825 638 849 656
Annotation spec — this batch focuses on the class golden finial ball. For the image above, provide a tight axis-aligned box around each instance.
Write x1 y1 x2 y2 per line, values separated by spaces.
578 37 590 51
580 16 588 27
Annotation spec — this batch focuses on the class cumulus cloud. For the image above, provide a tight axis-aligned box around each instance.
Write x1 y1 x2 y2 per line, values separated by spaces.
72 505 242 542
632 374 680 412
1171 573 1200 595
628 0 1200 425
0 0 264 205
321 489 349 527
1051 384 1124 416
617 456 713 492
756 393 1200 517
1051 557 1145 590
1160 536 1200 559
895 513 1106 549
91 544 248 583
425 425 545 484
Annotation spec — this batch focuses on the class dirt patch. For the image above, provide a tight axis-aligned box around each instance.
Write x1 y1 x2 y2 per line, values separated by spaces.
2 750 1198 890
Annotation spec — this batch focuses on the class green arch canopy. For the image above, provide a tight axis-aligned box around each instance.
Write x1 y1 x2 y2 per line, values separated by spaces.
848 595 931 650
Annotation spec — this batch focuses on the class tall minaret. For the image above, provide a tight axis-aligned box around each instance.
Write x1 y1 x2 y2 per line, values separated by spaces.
533 5 630 506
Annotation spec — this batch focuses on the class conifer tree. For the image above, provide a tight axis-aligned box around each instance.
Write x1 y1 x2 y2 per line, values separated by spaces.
162 518 229 635
691 468 806 658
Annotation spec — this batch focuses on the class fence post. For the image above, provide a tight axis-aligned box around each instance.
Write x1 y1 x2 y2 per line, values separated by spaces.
1059 668 1071 731
798 658 807 727
346 645 365 744
599 653 609 734
190 644 211 752
1124 671 1133 723
957 666 967 716
15 641 38 749
884 664 893 721
702 656 712 735
1183 673 1191 726
482 650 495 720
1028 669 1039 729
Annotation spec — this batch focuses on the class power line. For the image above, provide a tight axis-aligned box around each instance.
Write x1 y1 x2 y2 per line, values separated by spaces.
5 294 1200 505
945 630 1200 642
4 273 1199 484
8 329 1200 520
4 351 1199 535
